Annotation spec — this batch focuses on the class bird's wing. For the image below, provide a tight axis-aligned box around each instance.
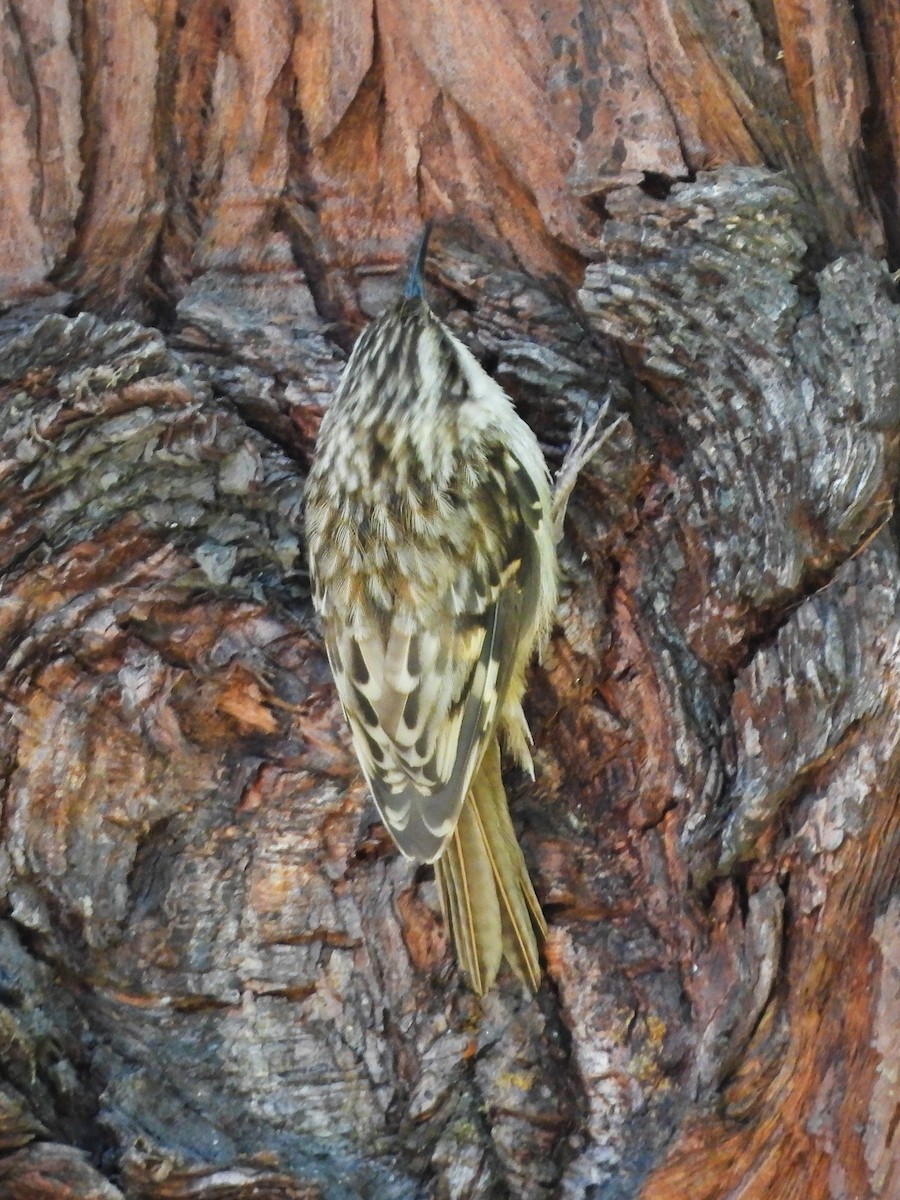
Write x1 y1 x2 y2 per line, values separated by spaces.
319 451 544 862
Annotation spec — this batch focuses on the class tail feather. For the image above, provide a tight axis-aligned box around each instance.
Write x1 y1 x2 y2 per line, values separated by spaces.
435 739 546 994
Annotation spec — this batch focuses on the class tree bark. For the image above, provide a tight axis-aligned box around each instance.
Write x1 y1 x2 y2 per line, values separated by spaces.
0 3 898 1199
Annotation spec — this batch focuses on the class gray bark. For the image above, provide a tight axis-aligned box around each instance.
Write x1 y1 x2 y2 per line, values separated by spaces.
1 168 898 1199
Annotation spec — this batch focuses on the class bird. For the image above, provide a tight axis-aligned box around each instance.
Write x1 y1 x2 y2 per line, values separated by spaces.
305 226 557 993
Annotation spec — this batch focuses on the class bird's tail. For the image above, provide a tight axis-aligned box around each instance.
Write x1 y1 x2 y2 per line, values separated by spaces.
434 739 547 994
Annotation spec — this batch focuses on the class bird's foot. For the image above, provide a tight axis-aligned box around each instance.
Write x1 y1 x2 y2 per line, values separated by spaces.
552 399 624 541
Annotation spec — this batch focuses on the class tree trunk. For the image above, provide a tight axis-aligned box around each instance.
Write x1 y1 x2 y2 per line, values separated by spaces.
1 3 898 1198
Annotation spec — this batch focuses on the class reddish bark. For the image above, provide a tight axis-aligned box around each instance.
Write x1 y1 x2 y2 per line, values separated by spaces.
0 3 898 1198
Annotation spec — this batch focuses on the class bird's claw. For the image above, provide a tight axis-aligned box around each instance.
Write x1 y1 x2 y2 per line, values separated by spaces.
552 398 624 540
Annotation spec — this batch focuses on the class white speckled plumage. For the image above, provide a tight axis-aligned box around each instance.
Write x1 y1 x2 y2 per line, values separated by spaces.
305 232 556 992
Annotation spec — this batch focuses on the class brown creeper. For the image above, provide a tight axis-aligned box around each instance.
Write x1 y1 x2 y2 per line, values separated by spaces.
305 229 557 993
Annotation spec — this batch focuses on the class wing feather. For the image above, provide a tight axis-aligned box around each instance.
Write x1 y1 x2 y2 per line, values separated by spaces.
318 447 545 863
